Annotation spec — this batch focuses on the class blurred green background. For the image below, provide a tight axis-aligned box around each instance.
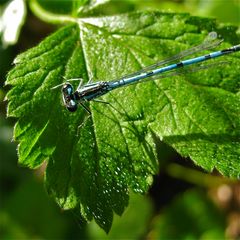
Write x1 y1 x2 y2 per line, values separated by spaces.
1 0 240 239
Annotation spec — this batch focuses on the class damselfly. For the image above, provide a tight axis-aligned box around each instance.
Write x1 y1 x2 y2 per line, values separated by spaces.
52 32 240 113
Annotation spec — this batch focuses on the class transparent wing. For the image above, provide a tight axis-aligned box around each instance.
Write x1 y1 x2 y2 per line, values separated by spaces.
110 32 223 82
112 60 229 87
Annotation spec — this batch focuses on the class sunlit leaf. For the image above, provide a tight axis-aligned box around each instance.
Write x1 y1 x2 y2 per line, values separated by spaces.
6 12 240 231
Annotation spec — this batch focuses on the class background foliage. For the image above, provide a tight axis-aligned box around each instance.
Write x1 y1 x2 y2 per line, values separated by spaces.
1 0 240 238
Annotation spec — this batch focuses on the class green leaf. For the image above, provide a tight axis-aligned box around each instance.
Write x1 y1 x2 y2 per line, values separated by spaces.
88 193 152 239
6 12 240 231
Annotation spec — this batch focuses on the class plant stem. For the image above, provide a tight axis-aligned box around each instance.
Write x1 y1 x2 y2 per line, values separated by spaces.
166 163 236 187
29 0 77 24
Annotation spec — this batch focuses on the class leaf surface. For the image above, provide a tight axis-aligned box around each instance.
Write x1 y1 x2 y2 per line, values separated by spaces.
6 12 240 231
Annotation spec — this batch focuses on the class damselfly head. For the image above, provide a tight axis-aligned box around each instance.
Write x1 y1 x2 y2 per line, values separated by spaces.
62 82 73 95
62 83 78 112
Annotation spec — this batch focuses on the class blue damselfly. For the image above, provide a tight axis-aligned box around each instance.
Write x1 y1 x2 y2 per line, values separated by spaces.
53 32 240 113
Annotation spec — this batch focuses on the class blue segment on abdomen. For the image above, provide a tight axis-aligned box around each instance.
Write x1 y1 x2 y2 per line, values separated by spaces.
108 50 225 90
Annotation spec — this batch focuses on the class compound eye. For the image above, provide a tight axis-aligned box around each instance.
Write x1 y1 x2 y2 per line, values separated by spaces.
67 104 78 112
66 99 78 112
61 83 78 112
62 83 73 96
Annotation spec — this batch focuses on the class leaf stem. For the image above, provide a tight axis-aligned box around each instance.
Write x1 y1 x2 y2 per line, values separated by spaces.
29 0 78 24
166 163 236 187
